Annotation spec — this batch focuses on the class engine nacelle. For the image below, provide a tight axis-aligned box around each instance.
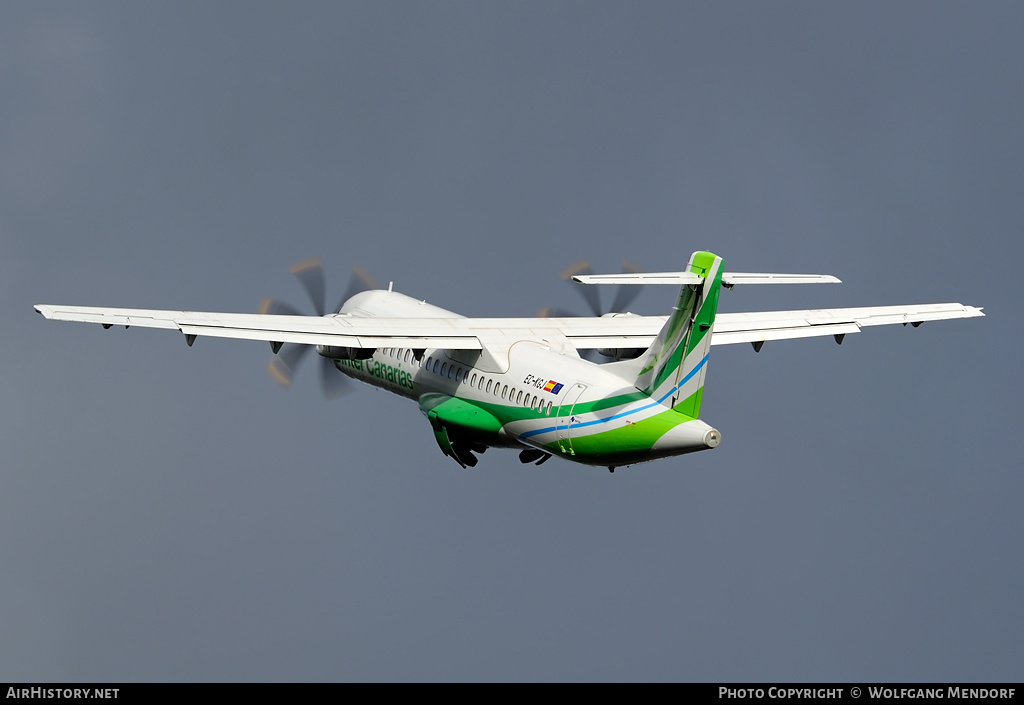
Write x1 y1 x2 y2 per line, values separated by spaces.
597 347 645 360
316 345 374 360
597 312 645 360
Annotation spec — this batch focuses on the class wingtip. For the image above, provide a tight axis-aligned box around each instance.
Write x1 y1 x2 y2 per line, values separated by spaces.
560 260 593 280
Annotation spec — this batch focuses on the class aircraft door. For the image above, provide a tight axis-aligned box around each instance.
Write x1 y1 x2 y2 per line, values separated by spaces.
555 383 588 456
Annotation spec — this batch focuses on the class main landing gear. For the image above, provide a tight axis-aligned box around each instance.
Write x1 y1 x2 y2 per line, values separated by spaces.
518 449 552 466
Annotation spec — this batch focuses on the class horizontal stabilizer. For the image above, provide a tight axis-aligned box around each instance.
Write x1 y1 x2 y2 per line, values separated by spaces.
720 272 841 286
571 272 704 285
572 271 840 286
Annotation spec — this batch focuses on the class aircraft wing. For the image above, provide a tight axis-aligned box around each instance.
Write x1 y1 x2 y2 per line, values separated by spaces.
34 305 490 349
710 303 984 346
34 302 983 351
32 304 665 350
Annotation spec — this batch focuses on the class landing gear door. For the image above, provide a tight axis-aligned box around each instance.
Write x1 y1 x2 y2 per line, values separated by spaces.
555 383 588 456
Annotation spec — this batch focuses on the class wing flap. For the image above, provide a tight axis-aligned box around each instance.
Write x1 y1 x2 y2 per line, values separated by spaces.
710 323 862 346
178 323 482 350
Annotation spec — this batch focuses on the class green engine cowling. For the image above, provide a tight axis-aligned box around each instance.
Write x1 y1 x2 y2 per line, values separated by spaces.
418 394 504 468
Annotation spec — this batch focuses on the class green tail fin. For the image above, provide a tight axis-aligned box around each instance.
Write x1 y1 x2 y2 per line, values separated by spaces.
633 251 723 418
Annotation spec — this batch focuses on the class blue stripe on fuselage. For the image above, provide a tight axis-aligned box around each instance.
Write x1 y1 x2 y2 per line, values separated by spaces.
518 354 709 440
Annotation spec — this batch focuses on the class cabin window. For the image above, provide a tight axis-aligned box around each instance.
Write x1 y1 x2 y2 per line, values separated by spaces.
432 359 440 374
516 390 523 404
440 362 447 377
486 379 493 393
530 395 537 410
546 401 552 415
456 367 463 382
501 384 508 399
471 373 477 386
403 350 410 363
447 365 454 379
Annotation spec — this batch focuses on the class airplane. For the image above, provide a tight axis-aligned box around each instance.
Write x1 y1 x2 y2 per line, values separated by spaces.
34 250 983 472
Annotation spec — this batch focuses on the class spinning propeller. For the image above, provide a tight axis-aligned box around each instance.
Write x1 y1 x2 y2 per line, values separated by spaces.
538 259 648 361
538 259 646 319
258 258 378 399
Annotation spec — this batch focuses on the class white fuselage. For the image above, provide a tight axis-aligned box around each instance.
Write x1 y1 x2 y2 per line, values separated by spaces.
326 290 718 466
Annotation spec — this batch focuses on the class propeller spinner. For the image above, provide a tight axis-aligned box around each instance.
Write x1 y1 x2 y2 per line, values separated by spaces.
259 258 378 399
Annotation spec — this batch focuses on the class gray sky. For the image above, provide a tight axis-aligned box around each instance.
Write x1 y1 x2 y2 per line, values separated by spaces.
3 1 1021 682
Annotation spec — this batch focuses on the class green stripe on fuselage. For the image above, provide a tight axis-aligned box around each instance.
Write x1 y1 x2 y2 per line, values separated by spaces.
470 388 647 426
544 407 696 465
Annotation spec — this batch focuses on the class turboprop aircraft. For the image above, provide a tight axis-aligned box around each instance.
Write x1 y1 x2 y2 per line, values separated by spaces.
34 251 983 471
